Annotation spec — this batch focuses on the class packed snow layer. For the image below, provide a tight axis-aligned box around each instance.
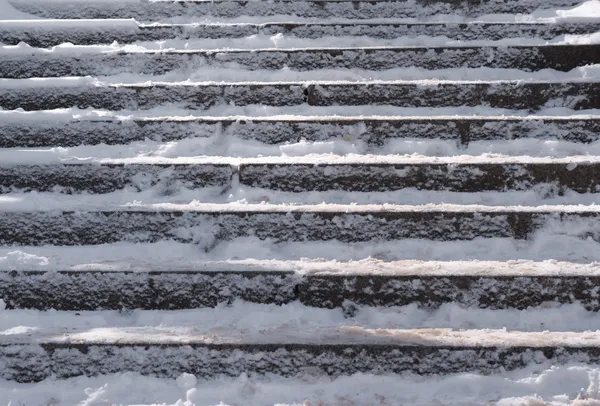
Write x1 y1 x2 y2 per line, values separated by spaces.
0 0 39 20
3 105 599 120
1 300 599 332
1 185 600 208
3 152 600 165
3 365 600 406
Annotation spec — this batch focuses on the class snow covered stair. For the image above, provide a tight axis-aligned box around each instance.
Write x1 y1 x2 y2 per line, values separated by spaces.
4 44 600 78
5 21 600 47
3 114 600 147
4 328 600 382
2 260 600 311
2 0 600 396
3 80 600 110
5 0 585 19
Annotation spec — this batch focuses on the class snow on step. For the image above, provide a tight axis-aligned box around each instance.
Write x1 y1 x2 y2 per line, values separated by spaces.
4 44 600 79
3 21 600 47
0 163 231 193
5 0 585 20
2 80 600 111
3 113 600 147
1 204 599 246
3 327 600 382
2 259 600 310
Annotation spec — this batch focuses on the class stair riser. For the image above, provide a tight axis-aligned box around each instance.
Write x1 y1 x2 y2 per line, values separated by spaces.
2 343 597 383
0 165 232 193
305 83 600 110
3 83 599 111
8 0 583 19
2 118 599 148
0 271 299 310
2 271 600 310
0 211 594 245
0 85 305 111
301 275 600 310
238 163 600 193
4 46 600 78
3 23 598 47
4 163 599 193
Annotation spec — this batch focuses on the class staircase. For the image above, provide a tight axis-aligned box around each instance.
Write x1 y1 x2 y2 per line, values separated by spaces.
1 0 600 402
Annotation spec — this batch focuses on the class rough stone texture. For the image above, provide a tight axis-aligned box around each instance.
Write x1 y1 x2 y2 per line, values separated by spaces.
3 82 599 111
238 162 600 193
300 275 600 310
8 0 584 19
1 342 598 383
259 22 600 41
0 271 299 310
0 164 232 193
3 45 600 78
2 270 600 311
0 84 306 111
306 82 600 110
2 22 599 47
0 209 593 246
2 117 600 148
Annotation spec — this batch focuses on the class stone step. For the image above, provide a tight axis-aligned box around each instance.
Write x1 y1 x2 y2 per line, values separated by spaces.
2 21 599 47
2 327 599 382
4 159 598 194
2 115 599 148
2 81 598 111
3 44 599 79
2 260 599 311
237 159 600 193
0 205 597 246
7 0 583 20
0 163 232 193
